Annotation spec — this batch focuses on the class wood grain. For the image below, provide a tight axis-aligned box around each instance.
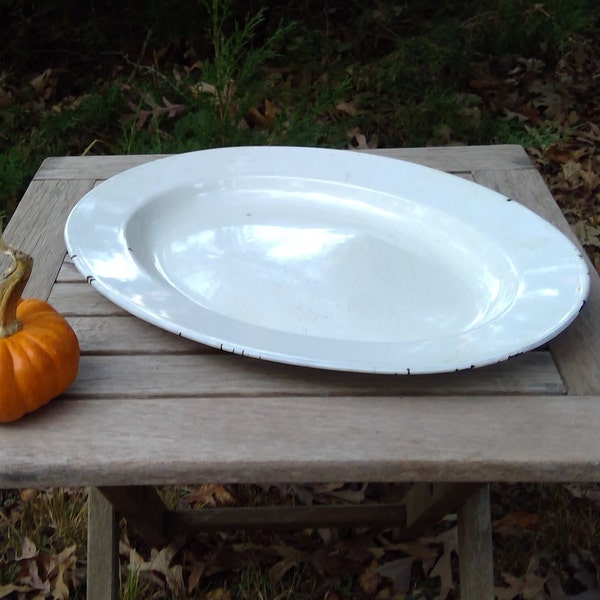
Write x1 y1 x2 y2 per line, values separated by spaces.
98 486 168 549
166 504 407 534
33 146 531 181
63 352 565 397
49 283 127 316
363 144 532 171
458 486 495 600
34 154 169 180
1 394 599 488
87 488 119 600
401 483 482 540
4 146 599 495
67 316 210 354
1 179 94 300
474 169 600 394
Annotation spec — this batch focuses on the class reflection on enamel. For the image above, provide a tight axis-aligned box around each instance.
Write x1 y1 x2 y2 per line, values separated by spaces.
88 252 139 281
243 225 353 261
170 225 354 262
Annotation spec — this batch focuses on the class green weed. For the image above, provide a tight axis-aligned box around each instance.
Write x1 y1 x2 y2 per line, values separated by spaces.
234 561 310 600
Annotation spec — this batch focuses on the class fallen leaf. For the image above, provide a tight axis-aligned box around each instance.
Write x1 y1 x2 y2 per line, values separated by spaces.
203 588 232 600
0 87 13 109
51 544 77 600
347 127 378 149
17 537 38 560
269 557 300 584
19 489 39 502
185 484 234 508
185 552 205 595
138 537 187 598
427 527 458 600
493 511 539 533
247 99 277 129
30 69 52 97
358 561 381 594
336 101 358 115
377 557 415 594
496 556 548 600
0 583 32 598
562 160 583 182
572 222 600 249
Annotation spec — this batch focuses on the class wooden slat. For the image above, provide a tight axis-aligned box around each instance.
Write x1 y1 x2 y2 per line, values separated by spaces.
63 352 565 397
67 316 211 354
1 394 599 488
1 179 94 300
98 486 168 549
57 260 84 282
65 319 559 381
49 283 127 316
87 488 119 600
34 154 170 180
474 169 600 394
33 146 532 182
363 144 532 172
166 503 407 535
400 483 482 540
458 486 495 600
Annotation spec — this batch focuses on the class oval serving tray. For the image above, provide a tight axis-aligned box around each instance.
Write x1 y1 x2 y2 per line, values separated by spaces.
64 146 589 374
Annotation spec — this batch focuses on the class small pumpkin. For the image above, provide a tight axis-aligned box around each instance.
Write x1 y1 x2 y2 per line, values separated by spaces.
0 231 79 422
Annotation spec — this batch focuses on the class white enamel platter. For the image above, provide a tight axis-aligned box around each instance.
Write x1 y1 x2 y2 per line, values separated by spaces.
64 147 589 374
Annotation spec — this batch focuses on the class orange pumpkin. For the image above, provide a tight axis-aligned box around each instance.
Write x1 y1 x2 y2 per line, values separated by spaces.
0 233 79 422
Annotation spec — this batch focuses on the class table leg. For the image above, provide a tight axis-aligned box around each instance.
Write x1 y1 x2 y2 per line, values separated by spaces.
457 484 495 600
87 487 119 600
97 486 168 549
399 482 482 540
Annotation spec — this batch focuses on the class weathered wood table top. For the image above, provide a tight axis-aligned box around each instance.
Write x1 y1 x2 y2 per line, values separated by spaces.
2 145 600 489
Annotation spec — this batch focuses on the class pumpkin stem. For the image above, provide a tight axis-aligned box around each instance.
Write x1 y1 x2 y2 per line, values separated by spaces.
0 231 33 338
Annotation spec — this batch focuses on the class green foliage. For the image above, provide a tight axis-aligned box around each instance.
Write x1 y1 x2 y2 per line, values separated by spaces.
1 0 599 217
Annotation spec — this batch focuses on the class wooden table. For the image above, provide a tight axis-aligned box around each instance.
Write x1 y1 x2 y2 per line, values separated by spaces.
2 145 599 600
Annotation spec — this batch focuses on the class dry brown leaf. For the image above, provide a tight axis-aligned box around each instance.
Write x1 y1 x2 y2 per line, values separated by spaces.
247 99 277 129
52 564 72 600
185 553 205 595
30 69 52 96
203 588 232 600
0 87 13 109
545 145 573 163
358 561 381 594
497 556 548 600
428 527 458 600
336 101 358 115
185 484 235 508
16 556 50 595
17 537 39 560
493 510 539 533
269 557 300 584
51 544 77 600
19 488 39 502
347 127 378 149
0 583 31 599
377 557 415 595
562 160 583 182
134 537 187 597
572 222 600 249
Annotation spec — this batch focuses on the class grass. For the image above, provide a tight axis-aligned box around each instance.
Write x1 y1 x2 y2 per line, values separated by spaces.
2 0 599 217
3 483 600 599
